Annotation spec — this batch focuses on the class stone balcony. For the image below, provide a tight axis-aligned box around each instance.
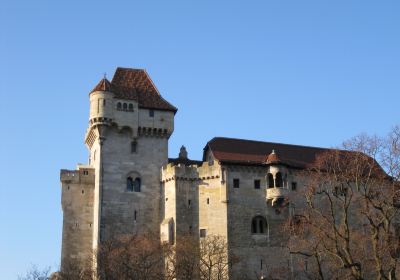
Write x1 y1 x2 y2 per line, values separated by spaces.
266 187 289 206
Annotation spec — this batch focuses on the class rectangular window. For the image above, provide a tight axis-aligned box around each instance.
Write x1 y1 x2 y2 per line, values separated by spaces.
254 179 261 189
131 140 137 153
188 199 191 206
83 170 89 175
291 182 297 191
149 109 154 117
233 178 240 188
207 198 210 204
200 229 207 238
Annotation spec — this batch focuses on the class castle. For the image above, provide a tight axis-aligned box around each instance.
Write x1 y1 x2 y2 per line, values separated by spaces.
59 67 358 278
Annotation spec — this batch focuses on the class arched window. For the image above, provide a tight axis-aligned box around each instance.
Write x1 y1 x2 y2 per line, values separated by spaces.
275 172 283 188
128 104 134 111
127 177 134 191
117 102 122 110
267 173 274 189
251 216 267 234
133 178 141 192
123 103 127 111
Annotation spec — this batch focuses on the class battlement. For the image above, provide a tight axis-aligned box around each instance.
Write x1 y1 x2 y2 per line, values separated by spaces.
161 160 221 183
60 166 95 185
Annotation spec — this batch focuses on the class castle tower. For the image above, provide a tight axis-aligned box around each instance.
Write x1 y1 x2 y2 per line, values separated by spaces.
60 68 177 269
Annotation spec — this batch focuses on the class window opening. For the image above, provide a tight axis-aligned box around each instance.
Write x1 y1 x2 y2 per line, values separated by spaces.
233 178 240 188
200 229 207 238
133 178 141 192
267 173 274 188
275 172 283 188
251 216 267 234
127 177 134 192
131 140 137 153
254 179 261 189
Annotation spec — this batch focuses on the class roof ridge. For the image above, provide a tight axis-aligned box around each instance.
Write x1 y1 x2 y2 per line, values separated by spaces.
209 136 335 151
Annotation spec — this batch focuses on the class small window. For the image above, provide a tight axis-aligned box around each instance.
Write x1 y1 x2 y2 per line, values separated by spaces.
149 109 154 117
251 216 267 234
254 179 261 189
131 140 137 153
267 173 274 189
134 210 137 222
81 190 84 194
83 170 88 175
275 172 283 188
123 103 127 111
103 99 106 106
200 229 207 238
233 178 240 188
133 178 141 192
117 102 122 110
207 198 210 204
188 199 191 206
128 104 133 111
291 182 297 191
127 177 134 192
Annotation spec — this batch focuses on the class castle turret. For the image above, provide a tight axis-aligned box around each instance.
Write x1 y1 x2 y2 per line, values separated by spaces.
60 68 177 271
89 77 114 126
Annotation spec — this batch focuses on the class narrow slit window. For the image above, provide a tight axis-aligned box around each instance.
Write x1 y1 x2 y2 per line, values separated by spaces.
291 182 297 191
254 179 261 189
233 178 240 188
131 140 137 153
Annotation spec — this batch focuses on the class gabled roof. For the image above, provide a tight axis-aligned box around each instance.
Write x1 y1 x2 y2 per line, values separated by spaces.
204 137 333 169
204 137 389 179
90 67 177 113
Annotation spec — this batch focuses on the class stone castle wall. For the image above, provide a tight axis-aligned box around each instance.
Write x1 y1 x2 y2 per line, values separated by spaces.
60 166 95 269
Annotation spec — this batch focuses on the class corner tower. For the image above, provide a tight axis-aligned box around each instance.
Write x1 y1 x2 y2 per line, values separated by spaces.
60 68 177 269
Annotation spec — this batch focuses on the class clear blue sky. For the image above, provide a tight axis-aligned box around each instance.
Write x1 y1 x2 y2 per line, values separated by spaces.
1 0 399 278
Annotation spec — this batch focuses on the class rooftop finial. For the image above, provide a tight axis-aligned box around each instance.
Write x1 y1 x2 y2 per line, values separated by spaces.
103 72 107 80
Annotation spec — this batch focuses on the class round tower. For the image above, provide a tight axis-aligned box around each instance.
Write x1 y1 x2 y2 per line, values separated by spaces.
89 77 114 127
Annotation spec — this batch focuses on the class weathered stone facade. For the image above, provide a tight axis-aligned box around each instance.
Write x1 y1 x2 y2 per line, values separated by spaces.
60 67 349 279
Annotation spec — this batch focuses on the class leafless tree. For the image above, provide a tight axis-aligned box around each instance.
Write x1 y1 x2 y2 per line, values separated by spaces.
199 235 230 280
287 126 400 280
18 265 51 280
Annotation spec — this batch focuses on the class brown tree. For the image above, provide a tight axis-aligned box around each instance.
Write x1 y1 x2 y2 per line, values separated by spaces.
287 126 400 280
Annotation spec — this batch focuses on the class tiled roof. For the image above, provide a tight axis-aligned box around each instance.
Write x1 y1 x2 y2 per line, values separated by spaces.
205 137 389 178
265 150 282 164
204 137 340 169
90 67 177 113
90 78 112 93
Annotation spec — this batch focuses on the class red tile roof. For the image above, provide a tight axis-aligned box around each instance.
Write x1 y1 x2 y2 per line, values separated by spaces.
90 67 177 113
265 150 282 164
204 137 389 179
204 137 335 169
90 78 112 93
